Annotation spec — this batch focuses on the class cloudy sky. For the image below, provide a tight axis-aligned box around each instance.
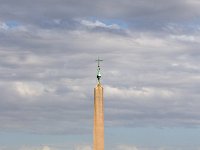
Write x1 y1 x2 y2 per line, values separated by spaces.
1 0 200 149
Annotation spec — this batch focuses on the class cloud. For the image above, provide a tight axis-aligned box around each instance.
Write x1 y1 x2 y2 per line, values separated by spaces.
80 19 120 30
1 0 200 31
117 145 139 150
42 146 51 150
0 22 9 30
20 145 54 150
14 82 46 97
112 145 200 150
105 86 175 99
75 144 92 150
0 3 200 150
1 18 200 134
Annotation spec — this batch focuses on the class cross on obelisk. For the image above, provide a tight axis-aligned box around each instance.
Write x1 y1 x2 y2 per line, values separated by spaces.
96 57 103 67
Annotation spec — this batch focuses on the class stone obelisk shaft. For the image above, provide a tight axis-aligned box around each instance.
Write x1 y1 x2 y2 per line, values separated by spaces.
93 83 104 150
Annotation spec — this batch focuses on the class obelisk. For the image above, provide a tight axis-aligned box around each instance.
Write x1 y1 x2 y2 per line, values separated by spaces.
93 58 104 150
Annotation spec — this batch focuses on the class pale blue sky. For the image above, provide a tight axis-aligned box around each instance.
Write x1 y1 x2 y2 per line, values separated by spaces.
1 127 200 149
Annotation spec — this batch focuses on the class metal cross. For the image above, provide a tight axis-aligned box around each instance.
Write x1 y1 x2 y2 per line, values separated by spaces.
96 57 103 67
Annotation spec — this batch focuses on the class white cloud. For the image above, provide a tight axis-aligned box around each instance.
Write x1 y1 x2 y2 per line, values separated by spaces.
105 86 175 99
0 22 9 30
80 19 120 30
75 144 92 150
134 34 167 48
170 35 197 42
117 145 139 150
14 82 45 97
4 54 46 66
0 21 26 31
20 145 53 150
42 146 51 150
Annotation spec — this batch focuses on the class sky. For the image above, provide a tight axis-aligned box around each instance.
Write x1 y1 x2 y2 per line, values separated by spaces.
0 0 200 149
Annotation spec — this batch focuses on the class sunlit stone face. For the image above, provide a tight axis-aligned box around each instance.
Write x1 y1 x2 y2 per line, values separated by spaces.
93 84 104 150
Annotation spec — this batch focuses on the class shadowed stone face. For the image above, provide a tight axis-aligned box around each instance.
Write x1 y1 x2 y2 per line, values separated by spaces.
94 84 104 150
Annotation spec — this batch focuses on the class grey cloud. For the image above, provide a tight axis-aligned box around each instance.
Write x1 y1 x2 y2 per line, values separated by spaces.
0 0 200 139
0 81 93 134
1 24 200 134
1 0 200 30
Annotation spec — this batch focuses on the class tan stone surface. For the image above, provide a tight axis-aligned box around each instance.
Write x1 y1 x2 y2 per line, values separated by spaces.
93 84 104 150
